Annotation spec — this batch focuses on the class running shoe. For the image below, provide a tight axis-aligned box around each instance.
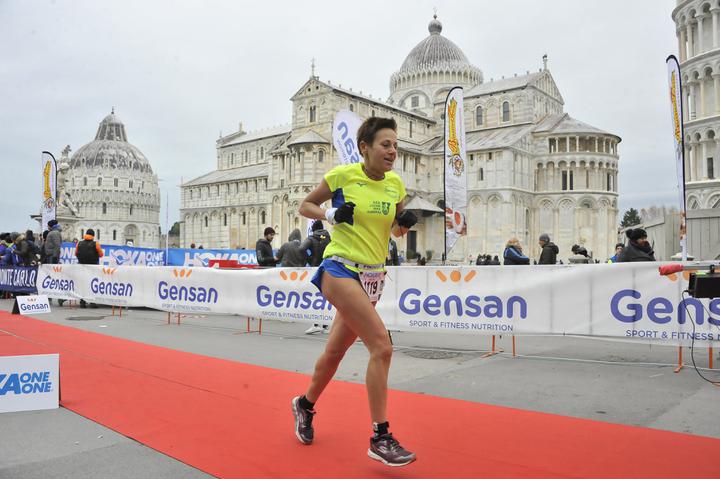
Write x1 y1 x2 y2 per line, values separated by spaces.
368 433 416 466
291 396 315 444
304 325 324 335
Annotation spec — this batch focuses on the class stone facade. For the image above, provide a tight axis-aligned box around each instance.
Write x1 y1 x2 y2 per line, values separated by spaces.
672 0 720 259
180 17 620 262
62 111 161 247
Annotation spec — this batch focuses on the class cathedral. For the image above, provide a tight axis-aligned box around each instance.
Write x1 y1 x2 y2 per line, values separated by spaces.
56 110 161 248
180 16 620 262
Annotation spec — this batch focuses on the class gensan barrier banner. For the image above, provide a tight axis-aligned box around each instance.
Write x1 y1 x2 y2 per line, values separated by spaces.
0 266 38 293
35 263 720 345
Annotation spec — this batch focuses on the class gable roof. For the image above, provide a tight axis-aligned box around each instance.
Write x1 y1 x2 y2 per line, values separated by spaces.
183 163 268 187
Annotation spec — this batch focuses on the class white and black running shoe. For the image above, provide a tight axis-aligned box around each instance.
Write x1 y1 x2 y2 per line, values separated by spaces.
291 396 315 445
368 433 416 466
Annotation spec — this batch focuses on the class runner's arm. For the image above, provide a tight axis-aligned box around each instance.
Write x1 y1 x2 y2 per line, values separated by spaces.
299 180 333 221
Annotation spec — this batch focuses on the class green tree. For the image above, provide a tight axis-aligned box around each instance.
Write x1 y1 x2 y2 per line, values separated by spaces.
620 208 641 228
169 221 180 235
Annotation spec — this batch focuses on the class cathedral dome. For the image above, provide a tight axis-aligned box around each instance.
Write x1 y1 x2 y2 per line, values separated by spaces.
388 16 483 104
398 16 472 75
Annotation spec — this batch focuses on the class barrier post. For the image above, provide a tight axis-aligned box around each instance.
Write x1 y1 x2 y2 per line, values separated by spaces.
245 317 262 335
710 346 714 370
176 313 181 325
481 335 503 358
512 335 516 358
674 346 684 373
167 312 171 324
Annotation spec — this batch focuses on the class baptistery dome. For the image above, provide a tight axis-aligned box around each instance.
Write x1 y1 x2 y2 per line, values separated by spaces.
66 110 161 247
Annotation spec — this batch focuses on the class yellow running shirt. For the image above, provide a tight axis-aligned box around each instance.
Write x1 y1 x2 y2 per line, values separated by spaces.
323 163 406 267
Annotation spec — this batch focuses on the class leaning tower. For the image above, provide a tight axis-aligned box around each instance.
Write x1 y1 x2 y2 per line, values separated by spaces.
672 1 720 259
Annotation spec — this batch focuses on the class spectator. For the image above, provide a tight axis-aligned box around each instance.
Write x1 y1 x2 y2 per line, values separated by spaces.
44 220 62 264
490 255 500 265
475 254 485 265
386 238 400 266
14 234 37 266
302 221 331 335
617 228 655 262
1 233 19 266
538 233 559 265
75 229 104 308
255 227 277 267
304 220 331 267
608 243 625 263
277 229 309 267
503 237 530 265
0 233 11 263
40 230 49 263
190 243 196 249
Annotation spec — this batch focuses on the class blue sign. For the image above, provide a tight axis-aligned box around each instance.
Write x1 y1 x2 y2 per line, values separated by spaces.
166 248 258 267
60 243 165 266
0 266 38 293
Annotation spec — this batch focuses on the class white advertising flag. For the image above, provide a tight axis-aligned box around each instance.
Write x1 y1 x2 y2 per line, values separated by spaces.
41 151 57 231
332 110 363 165
443 87 468 256
666 56 687 260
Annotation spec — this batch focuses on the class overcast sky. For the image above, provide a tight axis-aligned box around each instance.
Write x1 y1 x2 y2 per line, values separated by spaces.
0 0 679 233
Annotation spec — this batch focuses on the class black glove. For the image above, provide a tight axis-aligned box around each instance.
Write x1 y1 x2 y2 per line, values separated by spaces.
396 210 417 229
333 202 355 225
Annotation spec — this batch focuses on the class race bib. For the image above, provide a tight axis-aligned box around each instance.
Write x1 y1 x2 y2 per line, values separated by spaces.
359 271 385 303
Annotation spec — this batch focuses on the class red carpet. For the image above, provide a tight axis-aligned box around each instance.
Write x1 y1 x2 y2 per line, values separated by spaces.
1 312 718 479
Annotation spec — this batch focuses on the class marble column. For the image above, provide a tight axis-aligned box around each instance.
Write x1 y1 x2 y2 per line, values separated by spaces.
713 9 719 48
687 22 694 58
680 27 687 62
700 77 707 117
697 14 705 54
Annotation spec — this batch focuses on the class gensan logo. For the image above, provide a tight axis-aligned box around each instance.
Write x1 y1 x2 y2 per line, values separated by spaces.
611 270 720 328
18 296 50 313
41 266 74 292
90 267 133 298
256 270 331 311
157 268 218 304
399 269 527 328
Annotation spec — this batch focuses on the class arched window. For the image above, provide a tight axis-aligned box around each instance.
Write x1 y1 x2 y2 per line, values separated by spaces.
349 104 354 112
260 147 264 159
114 178 119 187
204 216 209 227
260 210 266 224
102 203 107 214
502 101 510 122
129 205 133 216
97 177 102 186
309 105 316 123
223 213 227 226
242 212 246 225
113 230 117 241
129 180 133 189
83 177 88 186
476 106 483 125
96 229 100 240
318 150 324 162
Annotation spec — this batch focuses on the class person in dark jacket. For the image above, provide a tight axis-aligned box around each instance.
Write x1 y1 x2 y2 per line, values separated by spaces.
255 227 277 267
503 237 530 265
276 229 309 267
44 220 62 264
75 229 104 308
386 238 400 266
14 234 37 266
617 228 655 262
303 221 332 334
538 233 559 265
304 220 331 267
